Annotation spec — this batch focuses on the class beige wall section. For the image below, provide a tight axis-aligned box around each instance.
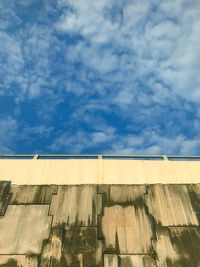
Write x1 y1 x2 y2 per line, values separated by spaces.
1 159 200 184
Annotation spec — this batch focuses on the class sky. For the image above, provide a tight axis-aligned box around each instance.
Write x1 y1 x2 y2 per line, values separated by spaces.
0 0 200 155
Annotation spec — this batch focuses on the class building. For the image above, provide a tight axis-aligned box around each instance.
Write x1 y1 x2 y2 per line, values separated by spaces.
0 155 200 266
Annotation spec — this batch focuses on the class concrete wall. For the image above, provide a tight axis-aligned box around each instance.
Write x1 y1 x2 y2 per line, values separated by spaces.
1 159 200 184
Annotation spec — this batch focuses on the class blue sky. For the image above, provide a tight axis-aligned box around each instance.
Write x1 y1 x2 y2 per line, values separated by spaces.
0 0 200 155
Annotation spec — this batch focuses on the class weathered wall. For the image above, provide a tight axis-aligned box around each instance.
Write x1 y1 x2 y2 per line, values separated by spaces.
0 159 200 184
1 182 200 266
1 159 200 266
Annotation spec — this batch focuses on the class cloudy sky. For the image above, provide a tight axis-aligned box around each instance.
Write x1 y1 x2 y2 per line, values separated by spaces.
0 0 200 155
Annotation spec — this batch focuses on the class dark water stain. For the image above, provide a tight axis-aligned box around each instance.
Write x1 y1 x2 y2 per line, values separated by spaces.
166 257 176 267
170 228 200 267
188 186 200 224
10 185 57 204
40 224 101 267
33 185 58 204
0 259 18 267
119 256 133 267
0 181 11 215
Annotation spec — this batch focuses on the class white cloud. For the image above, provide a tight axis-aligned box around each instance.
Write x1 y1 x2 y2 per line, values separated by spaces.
104 131 200 156
23 125 54 138
0 116 17 144
0 31 24 87
1 0 200 155
0 20 60 101
49 125 200 155
0 145 15 154
113 89 136 106
49 124 116 153
2 0 200 105
55 0 200 106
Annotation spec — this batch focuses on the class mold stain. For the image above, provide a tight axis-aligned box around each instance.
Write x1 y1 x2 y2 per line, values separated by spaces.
170 228 200 267
0 259 18 267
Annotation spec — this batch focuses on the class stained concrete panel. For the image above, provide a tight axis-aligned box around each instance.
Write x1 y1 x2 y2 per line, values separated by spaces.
104 254 118 267
169 227 200 267
104 254 155 267
146 185 198 226
10 185 57 204
153 227 178 266
119 255 156 267
50 185 99 226
0 205 52 254
0 255 38 267
0 181 11 215
99 185 146 204
102 205 153 254
1 183 200 266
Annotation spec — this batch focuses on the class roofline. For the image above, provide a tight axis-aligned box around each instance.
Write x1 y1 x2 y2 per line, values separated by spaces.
0 154 200 161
